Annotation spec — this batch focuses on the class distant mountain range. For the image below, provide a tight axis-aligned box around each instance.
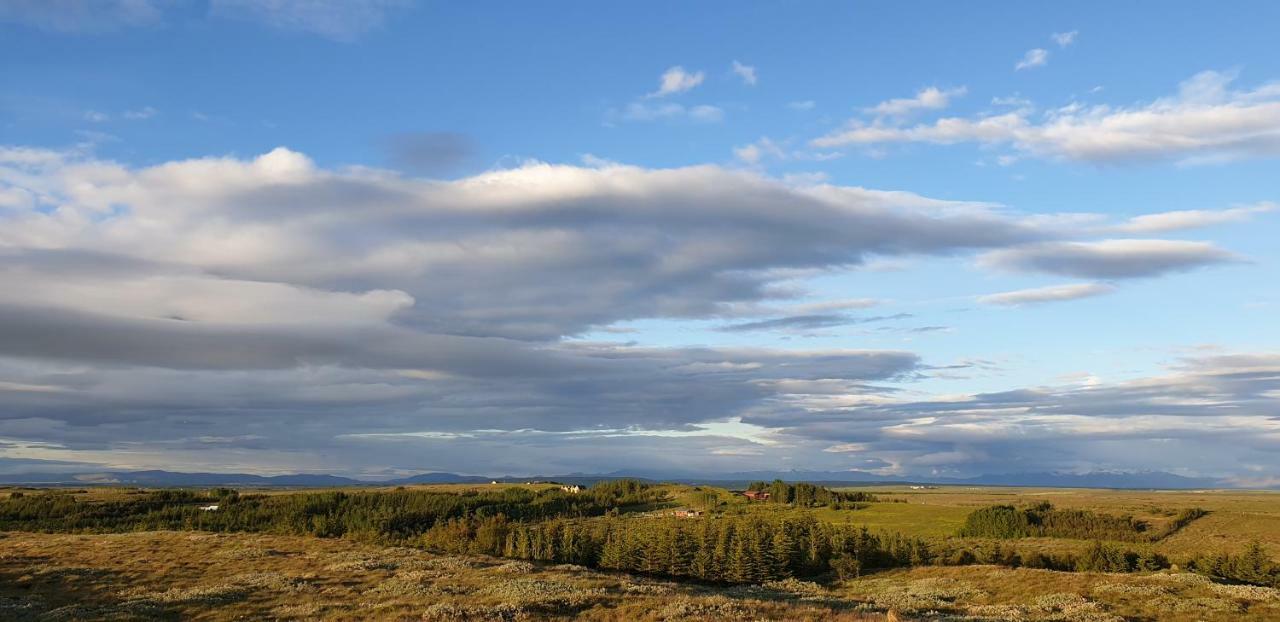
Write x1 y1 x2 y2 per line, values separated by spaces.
0 468 1241 489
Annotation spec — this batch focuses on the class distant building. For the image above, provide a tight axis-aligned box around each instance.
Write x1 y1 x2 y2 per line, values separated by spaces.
199 505 219 511
672 509 703 518
490 480 500 485
561 485 583 494
742 490 770 501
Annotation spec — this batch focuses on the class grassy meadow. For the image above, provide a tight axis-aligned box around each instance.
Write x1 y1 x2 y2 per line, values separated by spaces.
826 485 1280 558
2 482 1279 620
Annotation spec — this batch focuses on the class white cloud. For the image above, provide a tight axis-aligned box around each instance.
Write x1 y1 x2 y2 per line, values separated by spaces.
788 100 816 111
867 86 966 119
0 145 1041 342
977 282 1116 306
1052 30 1078 47
1015 48 1049 70
813 70 1280 165
648 65 705 97
83 110 109 123
731 60 757 86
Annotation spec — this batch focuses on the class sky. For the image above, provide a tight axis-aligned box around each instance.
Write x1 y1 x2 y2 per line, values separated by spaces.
1 1 1279 483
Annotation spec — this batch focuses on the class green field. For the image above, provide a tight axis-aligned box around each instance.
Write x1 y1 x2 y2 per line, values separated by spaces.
825 485 1280 558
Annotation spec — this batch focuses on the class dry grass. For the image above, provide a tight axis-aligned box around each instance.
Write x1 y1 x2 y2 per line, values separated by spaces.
3 530 1278 621
0 530 893 621
839 565 1280 621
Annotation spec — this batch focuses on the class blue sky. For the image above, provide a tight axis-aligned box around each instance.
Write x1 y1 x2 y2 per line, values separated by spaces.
1 1 1279 482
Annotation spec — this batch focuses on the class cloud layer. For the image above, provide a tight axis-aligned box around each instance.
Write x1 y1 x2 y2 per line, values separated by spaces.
0 145 1268 477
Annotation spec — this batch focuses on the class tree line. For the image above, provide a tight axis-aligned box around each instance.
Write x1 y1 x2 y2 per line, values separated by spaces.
0 481 664 541
957 502 1207 542
418 510 1188 583
5 483 1269 588
745 480 879 508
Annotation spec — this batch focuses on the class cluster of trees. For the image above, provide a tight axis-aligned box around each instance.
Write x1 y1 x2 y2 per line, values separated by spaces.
423 512 927 582
957 502 1206 543
924 539 1169 573
745 480 878 508
1186 542 1279 587
0 481 664 542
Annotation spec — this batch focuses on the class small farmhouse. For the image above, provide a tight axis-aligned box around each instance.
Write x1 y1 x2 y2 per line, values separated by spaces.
741 490 770 501
198 505 219 511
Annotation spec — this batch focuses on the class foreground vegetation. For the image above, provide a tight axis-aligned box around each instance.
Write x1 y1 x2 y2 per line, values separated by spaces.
3 530 1279 621
2 481 1280 619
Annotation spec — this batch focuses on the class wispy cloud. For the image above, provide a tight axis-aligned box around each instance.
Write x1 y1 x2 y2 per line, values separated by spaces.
719 313 912 333
867 87 966 119
979 239 1240 279
123 106 158 120
210 0 410 41
1108 202 1276 234
978 282 1117 306
0 0 162 33
618 101 723 123
1015 48 1049 70
731 60 757 86
813 70 1280 165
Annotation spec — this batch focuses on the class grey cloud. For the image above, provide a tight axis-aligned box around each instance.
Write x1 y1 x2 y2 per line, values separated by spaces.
740 353 1280 477
0 346 920 468
978 240 1239 279
718 313 913 332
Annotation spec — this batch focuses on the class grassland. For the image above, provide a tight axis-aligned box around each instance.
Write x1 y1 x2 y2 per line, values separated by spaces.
2 483 1279 620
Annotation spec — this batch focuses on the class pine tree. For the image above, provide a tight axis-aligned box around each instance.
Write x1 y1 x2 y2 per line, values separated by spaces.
771 526 795 579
